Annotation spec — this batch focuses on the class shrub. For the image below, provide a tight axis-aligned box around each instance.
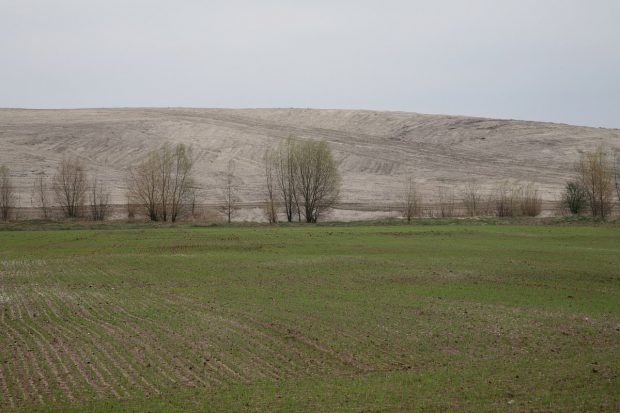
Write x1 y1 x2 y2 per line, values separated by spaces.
561 181 586 215
493 183 518 217
462 181 483 217
519 183 542 217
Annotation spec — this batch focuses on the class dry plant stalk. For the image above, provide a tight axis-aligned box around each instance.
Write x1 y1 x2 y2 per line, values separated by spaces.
519 183 542 217
493 182 518 217
33 174 50 219
438 186 457 217
462 181 482 217
89 176 110 221
402 177 420 222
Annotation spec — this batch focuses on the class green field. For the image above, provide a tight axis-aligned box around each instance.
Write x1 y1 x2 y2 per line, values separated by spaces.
0 222 619 412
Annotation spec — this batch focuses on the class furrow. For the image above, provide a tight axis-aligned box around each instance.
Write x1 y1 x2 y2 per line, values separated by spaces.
85 303 184 389
58 316 137 398
168 294 301 378
68 298 181 391
33 291 89 396
6 288 49 404
241 315 370 373
88 297 222 387
50 313 126 399
13 321 65 405
44 291 158 396
0 284 16 320
21 322 76 402
99 316 207 388
69 335 121 399
204 322 280 381
91 322 164 395
0 349 16 410
160 294 298 380
44 323 107 399
0 318 44 405
297 315 398 370
211 314 305 378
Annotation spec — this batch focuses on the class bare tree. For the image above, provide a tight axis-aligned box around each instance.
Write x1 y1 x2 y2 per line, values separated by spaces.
293 139 340 223
264 149 279 224
127 143 196 222
32 173 50 219
0 165 15 222
461 181 482 217
221 160 238 224
576 146 614 219
53 158 87 218
169 144 195 222
89 177 110 221
127 151 160 221
402 177 420 222
274 137 298 222
157 143 174 222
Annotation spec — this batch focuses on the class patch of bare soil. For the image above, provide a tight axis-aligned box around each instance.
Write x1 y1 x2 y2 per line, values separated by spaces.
1 108 618 221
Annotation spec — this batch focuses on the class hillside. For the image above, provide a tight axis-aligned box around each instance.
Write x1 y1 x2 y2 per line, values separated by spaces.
1 108 618 219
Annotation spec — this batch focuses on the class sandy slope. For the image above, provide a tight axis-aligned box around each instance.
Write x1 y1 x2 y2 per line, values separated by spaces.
1 108 618 217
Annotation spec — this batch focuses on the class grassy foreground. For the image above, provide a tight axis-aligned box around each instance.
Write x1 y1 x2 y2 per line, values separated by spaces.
0 223 619 412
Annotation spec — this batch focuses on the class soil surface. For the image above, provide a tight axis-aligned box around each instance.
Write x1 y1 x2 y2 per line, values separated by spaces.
1 108 618 220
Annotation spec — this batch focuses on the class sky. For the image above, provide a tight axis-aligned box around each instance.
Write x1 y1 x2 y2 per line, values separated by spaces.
1 0 619 128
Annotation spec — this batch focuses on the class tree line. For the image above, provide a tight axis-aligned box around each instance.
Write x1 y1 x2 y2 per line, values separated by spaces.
0 142 618 223
400 145 620 221
401 180 546 221
0 137 342 223
0 144 194 223
1 159 111 222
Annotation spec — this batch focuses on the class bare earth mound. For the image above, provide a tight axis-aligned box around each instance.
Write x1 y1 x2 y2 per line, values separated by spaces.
1 108 618 220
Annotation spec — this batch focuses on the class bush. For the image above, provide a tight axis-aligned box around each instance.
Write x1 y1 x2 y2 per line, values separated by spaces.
491 182 543 217
519 184 542 217
493 183 518 217
561 181 586 215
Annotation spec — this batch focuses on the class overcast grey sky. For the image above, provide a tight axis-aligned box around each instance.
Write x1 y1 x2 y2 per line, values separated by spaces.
1 0 619 128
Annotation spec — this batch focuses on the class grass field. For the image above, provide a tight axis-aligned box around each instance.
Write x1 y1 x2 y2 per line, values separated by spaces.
0 222 619 412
